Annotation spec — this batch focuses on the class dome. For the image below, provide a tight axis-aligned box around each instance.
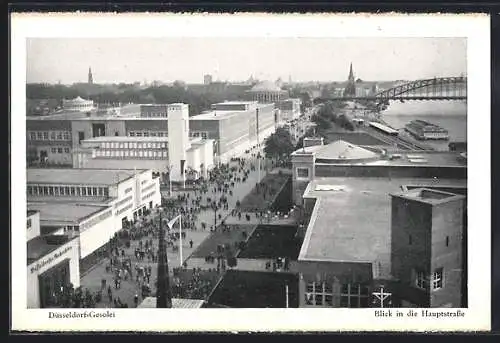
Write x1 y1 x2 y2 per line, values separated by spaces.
250 80 282 92
315 140 380 163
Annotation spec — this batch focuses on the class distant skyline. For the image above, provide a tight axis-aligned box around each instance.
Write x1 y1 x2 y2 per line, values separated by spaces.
26 37 467 84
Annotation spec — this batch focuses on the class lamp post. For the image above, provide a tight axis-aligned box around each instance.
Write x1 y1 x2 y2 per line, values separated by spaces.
211 201 218 230
372 285 392 308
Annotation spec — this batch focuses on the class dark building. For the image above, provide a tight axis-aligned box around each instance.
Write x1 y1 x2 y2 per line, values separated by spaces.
390 188 466 307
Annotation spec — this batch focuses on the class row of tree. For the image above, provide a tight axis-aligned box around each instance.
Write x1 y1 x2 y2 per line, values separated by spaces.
26 83 231 116
311 101 356 131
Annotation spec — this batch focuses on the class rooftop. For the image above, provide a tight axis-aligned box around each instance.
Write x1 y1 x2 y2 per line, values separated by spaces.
293 140 467 167
82 136 169 143
27 202 110 225
190 110 243 121
214 101 258 106
299 177 467 278
391 187 466 205
137 297 205 308
27 168 147 185
27 235 76 265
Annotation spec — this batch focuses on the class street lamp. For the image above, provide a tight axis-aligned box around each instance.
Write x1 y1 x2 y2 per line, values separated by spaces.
211 201 218 230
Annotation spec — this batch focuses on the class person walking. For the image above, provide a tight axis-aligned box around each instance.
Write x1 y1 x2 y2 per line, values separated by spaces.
189 239 193 249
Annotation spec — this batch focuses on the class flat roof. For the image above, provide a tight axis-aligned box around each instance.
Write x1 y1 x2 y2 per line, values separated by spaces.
27 235 77 265
83 136 169 143
28 202 110 224
137 297 205 308
27 195 116 205
190 110 243 121
27 168 148 185
214 101 257 105
299 177 467 278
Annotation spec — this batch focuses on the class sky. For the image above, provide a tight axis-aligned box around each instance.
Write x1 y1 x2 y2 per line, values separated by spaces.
26 37 467 84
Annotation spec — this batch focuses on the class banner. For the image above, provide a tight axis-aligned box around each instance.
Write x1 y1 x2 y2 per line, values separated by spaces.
180 159 186 175
167 215 181 229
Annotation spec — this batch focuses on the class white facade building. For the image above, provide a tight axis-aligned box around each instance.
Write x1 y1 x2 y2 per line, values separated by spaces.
62 96 94 112
26 210 80 308
27 168 162 262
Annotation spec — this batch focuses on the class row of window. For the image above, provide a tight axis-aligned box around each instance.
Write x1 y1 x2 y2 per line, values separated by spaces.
28 131 71 141
98 141 167 149
51 147 71 154
124 187 133 194
27 185 109 198
80 209 113 231
305 282 370 308
94 149 168 159
296 167 310 179
415 268 444 290
141 190 156 202
116 203 134 216
129 131 168 138
141 183 156 194
115 195 133 208
141 111 167 117
189 131 209 139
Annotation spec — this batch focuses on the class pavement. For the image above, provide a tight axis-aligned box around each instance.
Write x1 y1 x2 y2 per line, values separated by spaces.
79 145 276 307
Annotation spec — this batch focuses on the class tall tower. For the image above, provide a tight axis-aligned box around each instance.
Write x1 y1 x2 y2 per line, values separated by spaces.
167 103 191 183
343 63 356 97
88 67 93 85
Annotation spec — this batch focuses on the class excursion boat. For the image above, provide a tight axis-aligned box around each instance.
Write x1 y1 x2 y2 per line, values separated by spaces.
405 119 449 140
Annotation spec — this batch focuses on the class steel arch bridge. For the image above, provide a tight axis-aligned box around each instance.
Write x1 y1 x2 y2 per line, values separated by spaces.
314 76 467 104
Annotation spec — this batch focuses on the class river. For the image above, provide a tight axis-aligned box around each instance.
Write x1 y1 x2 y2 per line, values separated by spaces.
380 100 467 151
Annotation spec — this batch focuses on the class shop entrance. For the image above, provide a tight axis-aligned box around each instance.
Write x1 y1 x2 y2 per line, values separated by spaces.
38 259 70 308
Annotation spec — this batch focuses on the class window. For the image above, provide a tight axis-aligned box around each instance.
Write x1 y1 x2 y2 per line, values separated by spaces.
70 187 76 196
57 148 63 153
445 236 449 247
87 187 92 196
43 186 48 195
50 131 56 140
432 268 444 290
143 131 150 137
57 132 63 140
43 132 49 140
297 167 309 179
136 132 143 137
92 187 97 196
63 131 71 140
54 187 60 196
30 132 37 140
27 186 33 195
27 218 32 228
78 131 85 144
415 269 427 289
48 186 54 195
59 186 65 195
129 131 136 137
98 187 104 196
151 132 157 137
82 187 87 196
51 148 57 153
103 188 109 197
64 148 70 153
158 132 164 137
37 132 43 140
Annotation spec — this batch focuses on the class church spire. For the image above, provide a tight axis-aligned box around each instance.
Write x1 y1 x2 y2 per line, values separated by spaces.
348 62 355 81
88 67 93 85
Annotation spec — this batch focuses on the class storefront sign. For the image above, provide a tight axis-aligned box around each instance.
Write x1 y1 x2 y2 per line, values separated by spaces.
30 245 73 274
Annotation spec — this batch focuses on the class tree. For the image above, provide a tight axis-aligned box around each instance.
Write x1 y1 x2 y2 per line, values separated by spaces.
264 127 295 160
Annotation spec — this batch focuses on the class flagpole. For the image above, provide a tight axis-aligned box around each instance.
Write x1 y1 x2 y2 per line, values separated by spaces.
285 283 289 308
179 215 183 267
